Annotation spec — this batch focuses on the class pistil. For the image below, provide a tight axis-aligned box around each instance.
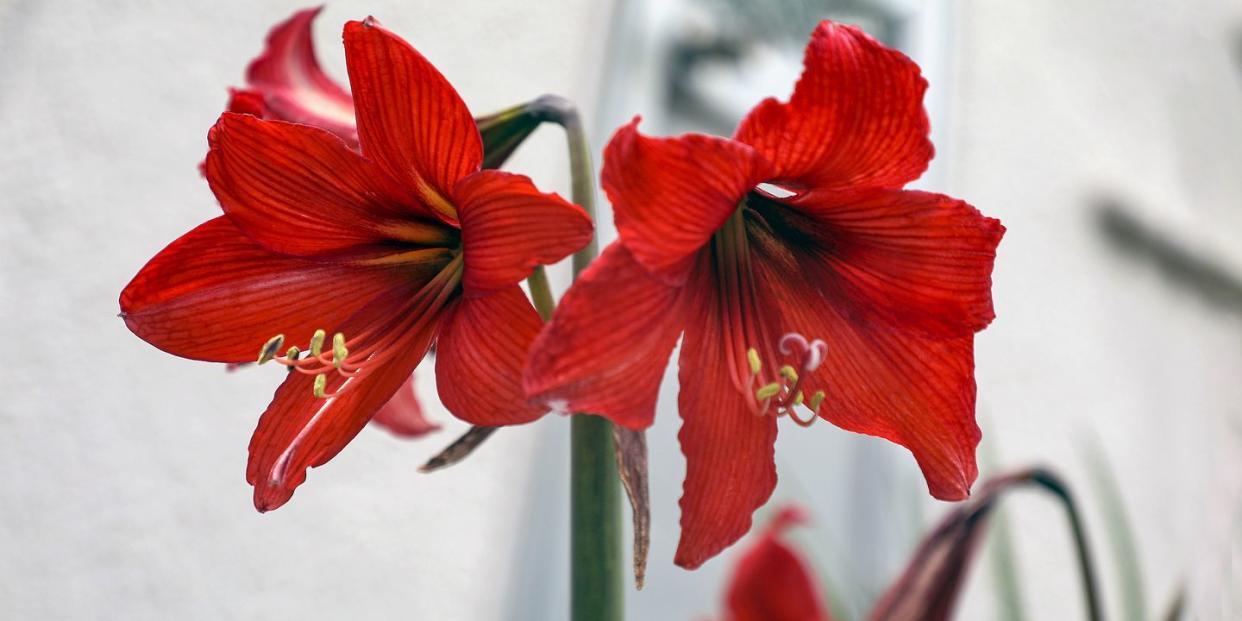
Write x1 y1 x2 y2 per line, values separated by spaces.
744 332 828 427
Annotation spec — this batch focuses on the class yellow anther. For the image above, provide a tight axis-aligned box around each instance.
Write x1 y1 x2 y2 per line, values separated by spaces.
313 373 327 398
332 333 348 369
779 365 799 382
746 348 762 375
309 329 326 357
285 346 301 360
809 390 826 411
792 391 804 406
755 382 782 400
257 334 284 365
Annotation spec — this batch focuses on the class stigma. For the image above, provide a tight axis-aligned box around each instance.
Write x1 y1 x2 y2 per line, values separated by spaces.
743 332 827 427
256 328 370 399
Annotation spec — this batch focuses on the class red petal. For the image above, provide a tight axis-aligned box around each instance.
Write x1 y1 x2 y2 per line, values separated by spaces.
120 217 411 363
724 507 833 621
734 21 932 192
772 189 1004 337
602 118 770 283
370 373 441 438
435 286 546 426
753 250 980 501
453 170 593 294
243 6 358 145
344 18 481 219
523 244 684 430
674 262 778 569
226 88 269 117
247 285 444 511
206 113 452 259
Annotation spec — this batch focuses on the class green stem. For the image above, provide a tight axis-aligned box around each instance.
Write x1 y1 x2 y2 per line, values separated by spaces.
526 266 555 322
1026 469 1105 621
536 95 622 621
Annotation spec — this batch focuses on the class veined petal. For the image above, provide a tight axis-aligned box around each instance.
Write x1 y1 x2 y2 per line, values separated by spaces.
206 113 453 258
602 118 771 284
735 21 932 192
247 274 449 511
244 6 358 146
344 18 482 219
523 244 684 430
752 246 980 501
120 217 414 363
674 259 778 569
370 373 441 438
756 189 1004 337
435 285 546 426
453 170 593 294
226 88 269 117
725 507 833 621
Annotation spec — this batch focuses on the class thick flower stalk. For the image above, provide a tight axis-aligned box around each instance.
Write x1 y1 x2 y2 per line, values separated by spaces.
120 17 592 510
524 21 1004 568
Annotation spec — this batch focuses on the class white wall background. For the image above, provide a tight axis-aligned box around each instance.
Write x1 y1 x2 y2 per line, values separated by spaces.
1 0 1240 619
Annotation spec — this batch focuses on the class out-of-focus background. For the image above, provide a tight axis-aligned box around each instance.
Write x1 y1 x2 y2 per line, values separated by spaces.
1 0 1240 619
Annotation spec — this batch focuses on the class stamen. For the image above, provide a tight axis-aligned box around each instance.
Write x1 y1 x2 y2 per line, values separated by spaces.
809 391 825 412
779 365 798 383
740 331 830 428
257 335 284 365
312 374 327 398
755 383 782 400
309 329 326 357
331 333 348 369
746 348 762 375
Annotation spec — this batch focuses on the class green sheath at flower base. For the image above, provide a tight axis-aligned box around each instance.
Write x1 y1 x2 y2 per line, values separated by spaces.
257 334 284 364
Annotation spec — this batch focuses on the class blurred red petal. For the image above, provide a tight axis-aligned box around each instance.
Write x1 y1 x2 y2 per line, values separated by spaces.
370 373 440 438
244 6 358 145
724 506 832 621
735 21 932 193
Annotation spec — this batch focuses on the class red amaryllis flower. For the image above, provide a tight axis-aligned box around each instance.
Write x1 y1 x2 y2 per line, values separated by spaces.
121 17 592 510
525 21 1003 568
720 506 831 621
